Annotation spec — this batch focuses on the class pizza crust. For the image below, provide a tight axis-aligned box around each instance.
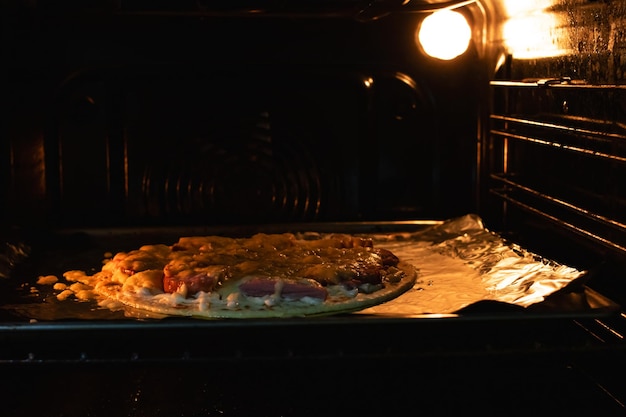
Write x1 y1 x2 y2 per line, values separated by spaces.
92 262 417 319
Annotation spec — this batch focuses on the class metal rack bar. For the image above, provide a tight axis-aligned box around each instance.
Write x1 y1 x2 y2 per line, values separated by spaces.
490 80 626 91
490 129 626 163
489 187 626 256
489 174 626 235
491 115 626 145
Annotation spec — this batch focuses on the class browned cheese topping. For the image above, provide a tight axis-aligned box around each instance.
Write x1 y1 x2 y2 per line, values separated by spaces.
101 233 403 300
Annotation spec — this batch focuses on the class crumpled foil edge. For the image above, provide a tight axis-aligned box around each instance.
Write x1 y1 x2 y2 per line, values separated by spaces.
361 214 587 315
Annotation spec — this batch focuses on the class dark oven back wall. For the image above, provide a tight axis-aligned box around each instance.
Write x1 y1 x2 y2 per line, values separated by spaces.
3 6 487 229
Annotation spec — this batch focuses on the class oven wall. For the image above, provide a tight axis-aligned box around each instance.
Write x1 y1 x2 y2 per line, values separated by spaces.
480 0 626 303
2 1 498 229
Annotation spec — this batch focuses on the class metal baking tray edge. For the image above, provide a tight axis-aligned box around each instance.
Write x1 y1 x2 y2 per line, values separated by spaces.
0 221 621 328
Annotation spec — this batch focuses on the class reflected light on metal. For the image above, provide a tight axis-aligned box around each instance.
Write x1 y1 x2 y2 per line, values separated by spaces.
417 9 472 60
501 0 572 59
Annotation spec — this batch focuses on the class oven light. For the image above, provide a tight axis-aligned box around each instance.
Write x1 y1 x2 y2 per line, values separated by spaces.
417 9 471 60
501 0 570 59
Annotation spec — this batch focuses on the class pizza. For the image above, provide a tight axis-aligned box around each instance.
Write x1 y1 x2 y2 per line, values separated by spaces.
59 232 417 319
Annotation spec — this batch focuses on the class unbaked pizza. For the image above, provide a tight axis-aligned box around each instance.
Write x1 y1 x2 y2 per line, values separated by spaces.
58 232 417 318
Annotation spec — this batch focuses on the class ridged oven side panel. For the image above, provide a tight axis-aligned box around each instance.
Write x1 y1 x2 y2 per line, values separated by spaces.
485 79 626 306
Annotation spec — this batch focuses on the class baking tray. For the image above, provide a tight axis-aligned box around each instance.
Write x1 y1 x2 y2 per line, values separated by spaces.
0 217 621 362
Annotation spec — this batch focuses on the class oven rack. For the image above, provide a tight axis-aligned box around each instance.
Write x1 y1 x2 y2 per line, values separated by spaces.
1 313 625 365
486 80 626 265
3 316 625 417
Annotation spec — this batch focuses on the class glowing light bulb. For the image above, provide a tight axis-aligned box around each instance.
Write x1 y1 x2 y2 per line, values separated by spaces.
417 10 472 60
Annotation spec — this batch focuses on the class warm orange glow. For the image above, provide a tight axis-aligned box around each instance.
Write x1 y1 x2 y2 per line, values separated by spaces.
417 10 472 60
501 0 572 59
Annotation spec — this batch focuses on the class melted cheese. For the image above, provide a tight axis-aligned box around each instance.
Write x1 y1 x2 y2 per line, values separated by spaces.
54 232 402 313
37 275 58 285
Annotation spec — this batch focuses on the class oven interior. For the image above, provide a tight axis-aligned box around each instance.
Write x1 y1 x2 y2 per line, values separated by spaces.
3 0 626 416
4 1 487 228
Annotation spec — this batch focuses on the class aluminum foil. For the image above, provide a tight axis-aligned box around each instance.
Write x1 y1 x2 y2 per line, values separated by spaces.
359 214 586 316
